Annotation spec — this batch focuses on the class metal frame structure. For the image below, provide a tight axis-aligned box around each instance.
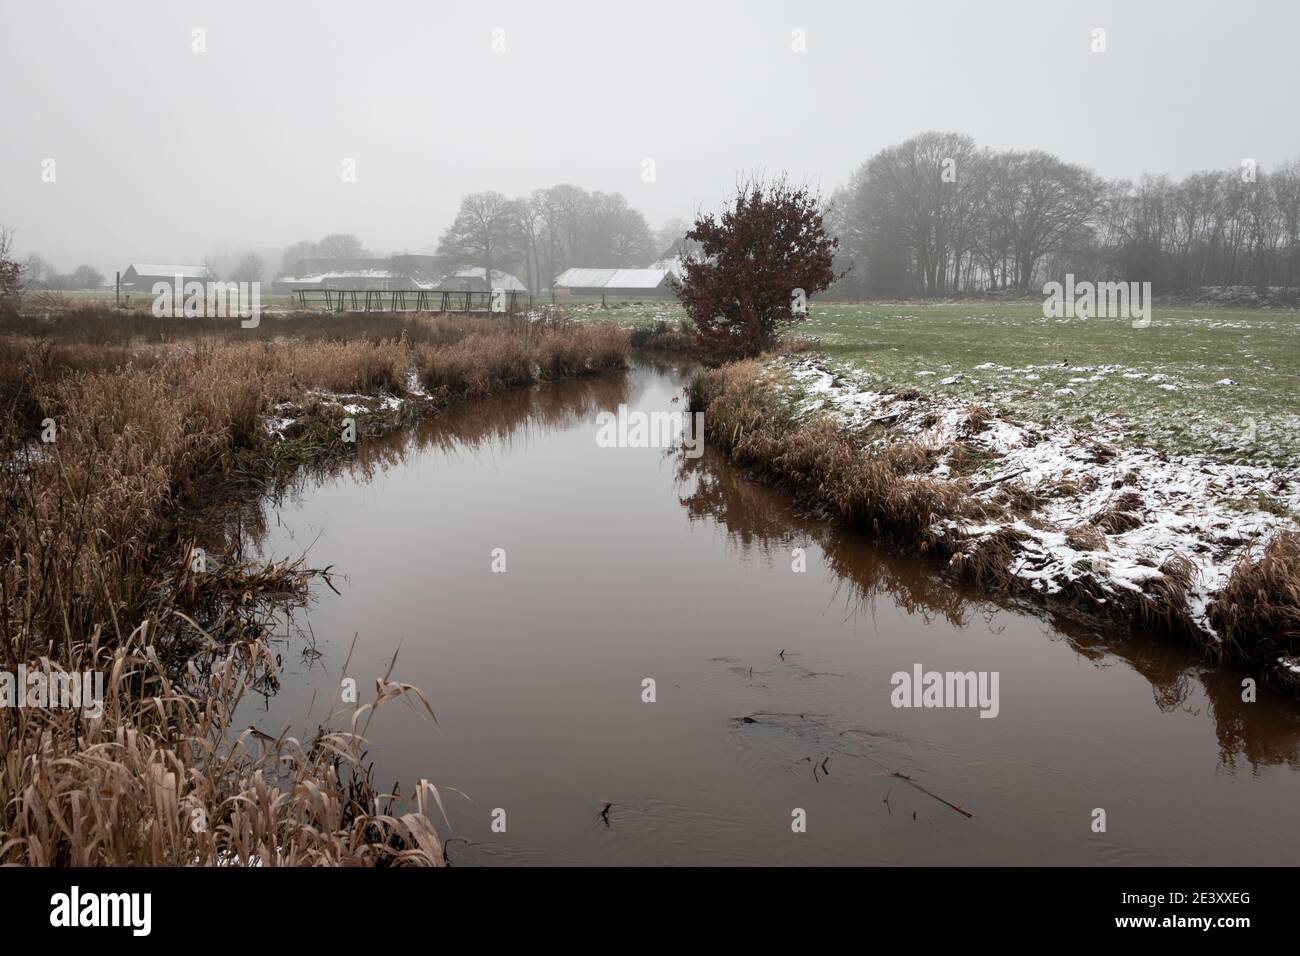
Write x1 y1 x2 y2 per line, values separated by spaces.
294 289 522 314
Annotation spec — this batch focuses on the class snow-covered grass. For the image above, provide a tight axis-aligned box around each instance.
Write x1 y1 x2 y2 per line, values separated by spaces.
784 356 1299 630
691 353 1300 690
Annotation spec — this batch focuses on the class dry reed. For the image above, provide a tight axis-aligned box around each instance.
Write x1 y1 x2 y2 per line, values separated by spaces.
0 308 630 865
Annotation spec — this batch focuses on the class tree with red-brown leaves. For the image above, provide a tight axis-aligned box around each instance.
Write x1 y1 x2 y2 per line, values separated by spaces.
674 179 840 362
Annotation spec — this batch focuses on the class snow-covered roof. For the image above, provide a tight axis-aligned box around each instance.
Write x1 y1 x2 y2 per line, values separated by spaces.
554 268 617 288
127 263 210 278
278 269 440 289
606 268 671 289
554 267 671 289
650 256 686 278
449 267 528 291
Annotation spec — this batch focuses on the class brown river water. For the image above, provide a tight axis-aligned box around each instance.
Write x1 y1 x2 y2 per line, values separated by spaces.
236 361 1300 865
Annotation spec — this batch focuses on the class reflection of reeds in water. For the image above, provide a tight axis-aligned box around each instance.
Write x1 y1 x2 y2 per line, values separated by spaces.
238 371 637 552
1199 667 1300 770
673 446 987 629
673 428 1300 770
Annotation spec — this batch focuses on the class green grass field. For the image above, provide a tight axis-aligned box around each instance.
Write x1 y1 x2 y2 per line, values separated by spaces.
585 300 1300 469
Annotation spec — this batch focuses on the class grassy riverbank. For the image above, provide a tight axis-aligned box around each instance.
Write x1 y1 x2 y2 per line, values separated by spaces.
583 300 1300 468
689 356 1300 692
0 308 629 866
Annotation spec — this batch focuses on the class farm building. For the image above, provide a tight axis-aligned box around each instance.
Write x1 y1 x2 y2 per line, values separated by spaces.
552 267 675 298
273 259 527 295
273 256 448 293
120 263 211 292
435 267 528 294
649 256 687 281
273 270 437 293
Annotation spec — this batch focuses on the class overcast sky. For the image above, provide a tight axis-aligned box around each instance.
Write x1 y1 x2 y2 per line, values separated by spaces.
2 0 1297 274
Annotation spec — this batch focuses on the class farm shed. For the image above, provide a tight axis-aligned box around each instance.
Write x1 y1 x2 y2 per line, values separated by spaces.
553 267 675 298
119 263 210 292
273 270 439 293
273 256 449 293
435 267 528 294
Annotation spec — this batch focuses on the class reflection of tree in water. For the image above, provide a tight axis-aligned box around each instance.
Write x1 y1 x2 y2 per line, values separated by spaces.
675 454 804 557
674 445 1300 770
232 372 634 556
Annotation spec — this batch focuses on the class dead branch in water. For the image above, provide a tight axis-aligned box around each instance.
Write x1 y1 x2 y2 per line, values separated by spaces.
890 772 973 818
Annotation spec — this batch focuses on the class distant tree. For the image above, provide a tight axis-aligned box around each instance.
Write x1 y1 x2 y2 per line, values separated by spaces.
654 217 691 257
0 227 23 301
586 192 656 266
280 239 318 275
1274 159 1300 289
515 196 546 293
676 178 840 361
314 232 368 260
68 265 105 289
541 183 591 271
230 253 264 283
21 253 51 290
438 191 517 290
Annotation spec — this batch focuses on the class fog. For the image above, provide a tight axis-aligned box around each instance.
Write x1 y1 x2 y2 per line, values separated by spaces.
2 0 1297 275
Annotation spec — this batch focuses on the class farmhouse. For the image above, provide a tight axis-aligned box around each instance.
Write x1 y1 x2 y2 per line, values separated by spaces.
552 267 675 298
119 263 210 292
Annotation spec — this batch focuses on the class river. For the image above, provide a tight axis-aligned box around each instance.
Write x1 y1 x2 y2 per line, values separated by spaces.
235 361 1300 865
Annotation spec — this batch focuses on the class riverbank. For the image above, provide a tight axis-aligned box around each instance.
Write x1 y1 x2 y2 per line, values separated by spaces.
689 355 1300 692
578 300 1300 468
230 360 1300 865
0 309 629 866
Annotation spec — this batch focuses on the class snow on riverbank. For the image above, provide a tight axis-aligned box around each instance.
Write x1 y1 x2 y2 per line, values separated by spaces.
263 375 426 440
779 357 1300 645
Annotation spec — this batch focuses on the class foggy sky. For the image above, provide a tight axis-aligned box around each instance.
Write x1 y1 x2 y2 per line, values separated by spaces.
2 0 1297 275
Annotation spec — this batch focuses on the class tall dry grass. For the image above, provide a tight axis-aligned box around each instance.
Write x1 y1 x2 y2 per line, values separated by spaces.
689 360 1239 660
688 361 970 539
0 309 629 865
1210 532 1300 661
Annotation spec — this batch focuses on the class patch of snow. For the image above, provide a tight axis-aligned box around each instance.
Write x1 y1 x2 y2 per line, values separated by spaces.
779 356 1300 640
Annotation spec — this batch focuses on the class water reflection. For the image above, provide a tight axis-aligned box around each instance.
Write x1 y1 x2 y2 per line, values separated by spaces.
669 386 1300 773
222 363 1300 866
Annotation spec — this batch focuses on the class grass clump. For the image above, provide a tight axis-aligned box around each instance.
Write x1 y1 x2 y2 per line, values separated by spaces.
1210 532 1300 661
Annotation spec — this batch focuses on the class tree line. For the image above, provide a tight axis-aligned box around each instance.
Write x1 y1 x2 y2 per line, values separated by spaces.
436 186 665 291
9 131 1299 301
16 253 105 292
828 131 1300 298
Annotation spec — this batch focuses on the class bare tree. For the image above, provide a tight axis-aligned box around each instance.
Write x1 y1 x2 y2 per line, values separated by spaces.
314 233 368 259
437 191 517 291
230 253 265 284
68 265 106 289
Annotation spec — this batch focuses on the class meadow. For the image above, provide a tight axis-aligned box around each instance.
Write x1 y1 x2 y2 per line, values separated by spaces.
583 299 1300 469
